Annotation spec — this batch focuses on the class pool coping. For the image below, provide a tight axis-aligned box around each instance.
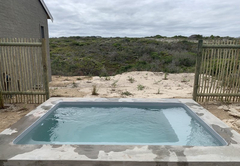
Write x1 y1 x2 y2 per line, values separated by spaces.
1 98 240 166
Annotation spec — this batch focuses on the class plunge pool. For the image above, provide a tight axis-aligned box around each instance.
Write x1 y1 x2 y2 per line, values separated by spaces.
13 102 226 146
1 98 240 166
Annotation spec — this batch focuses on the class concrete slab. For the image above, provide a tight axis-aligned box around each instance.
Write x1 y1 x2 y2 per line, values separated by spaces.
1 98 240 166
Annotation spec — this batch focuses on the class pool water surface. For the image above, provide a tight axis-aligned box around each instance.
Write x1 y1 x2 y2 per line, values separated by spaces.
14 102 226 146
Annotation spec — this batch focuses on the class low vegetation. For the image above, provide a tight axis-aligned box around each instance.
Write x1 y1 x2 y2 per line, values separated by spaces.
181 77 190 82
72 81 77 88
121 91 133 96
163 73 168 80
111 80 118 88
50 36 199 76
127 76 135 83
92 85 99 95
105 76 111 81
49 35 237 76
137 84 145 90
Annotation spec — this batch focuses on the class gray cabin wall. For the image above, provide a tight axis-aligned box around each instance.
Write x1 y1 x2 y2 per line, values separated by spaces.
0 0 52 81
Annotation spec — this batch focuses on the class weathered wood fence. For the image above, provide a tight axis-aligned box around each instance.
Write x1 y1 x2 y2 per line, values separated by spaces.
193 40 240 102
0 38 49 104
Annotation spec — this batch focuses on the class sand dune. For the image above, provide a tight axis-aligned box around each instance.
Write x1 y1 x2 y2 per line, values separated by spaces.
50 71 194 99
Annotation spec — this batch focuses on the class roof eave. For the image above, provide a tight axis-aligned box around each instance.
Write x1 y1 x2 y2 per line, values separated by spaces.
39 0 53 22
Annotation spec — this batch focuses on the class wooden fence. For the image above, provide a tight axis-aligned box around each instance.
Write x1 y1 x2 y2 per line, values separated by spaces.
0 38 49 104
193 40 240 102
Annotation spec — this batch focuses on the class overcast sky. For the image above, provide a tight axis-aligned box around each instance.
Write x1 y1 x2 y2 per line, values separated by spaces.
45 0 240 38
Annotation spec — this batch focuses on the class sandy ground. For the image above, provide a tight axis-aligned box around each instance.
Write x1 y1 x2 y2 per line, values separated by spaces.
0 104 38 132
49 71 194 98
1 71 240 133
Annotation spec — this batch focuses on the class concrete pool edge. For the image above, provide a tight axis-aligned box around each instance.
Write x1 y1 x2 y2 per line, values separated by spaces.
1 98 240 166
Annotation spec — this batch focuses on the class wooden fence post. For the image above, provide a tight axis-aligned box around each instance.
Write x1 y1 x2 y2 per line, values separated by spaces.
0 90 4 109
193 40 203 101
41 39 50 100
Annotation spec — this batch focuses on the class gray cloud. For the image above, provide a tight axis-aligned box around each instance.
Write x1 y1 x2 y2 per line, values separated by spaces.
45 0 240 37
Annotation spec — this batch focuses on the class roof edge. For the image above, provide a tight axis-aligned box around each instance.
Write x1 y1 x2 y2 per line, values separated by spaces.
39 0 53 22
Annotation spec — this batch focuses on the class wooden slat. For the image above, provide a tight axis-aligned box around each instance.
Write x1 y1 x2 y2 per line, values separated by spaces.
41 39 50 99
202 45 240 48
2 91 46 95
230 48 240 101
197 93 240 97
207 48 214 101
193 40 203 101
0 90 3 108
0 42 42 46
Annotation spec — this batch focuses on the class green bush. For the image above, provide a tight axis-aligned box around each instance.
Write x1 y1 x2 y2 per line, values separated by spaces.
76 58 104 76
121 91 133 96
150 52 159 59
137 84 145 90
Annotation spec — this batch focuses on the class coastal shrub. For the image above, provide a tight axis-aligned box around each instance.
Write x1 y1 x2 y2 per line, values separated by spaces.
50 36 198 76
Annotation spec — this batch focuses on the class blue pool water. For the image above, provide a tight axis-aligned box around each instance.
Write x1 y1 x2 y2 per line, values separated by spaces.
14 102 226 146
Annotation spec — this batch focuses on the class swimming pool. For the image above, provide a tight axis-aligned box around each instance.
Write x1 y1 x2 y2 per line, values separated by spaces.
1 98 240 166
14 102 226 146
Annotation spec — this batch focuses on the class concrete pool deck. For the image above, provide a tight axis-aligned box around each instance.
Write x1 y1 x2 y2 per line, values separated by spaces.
1 98 240 166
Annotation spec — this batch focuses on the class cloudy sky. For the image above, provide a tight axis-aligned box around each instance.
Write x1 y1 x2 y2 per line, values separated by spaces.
45 0 240 38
